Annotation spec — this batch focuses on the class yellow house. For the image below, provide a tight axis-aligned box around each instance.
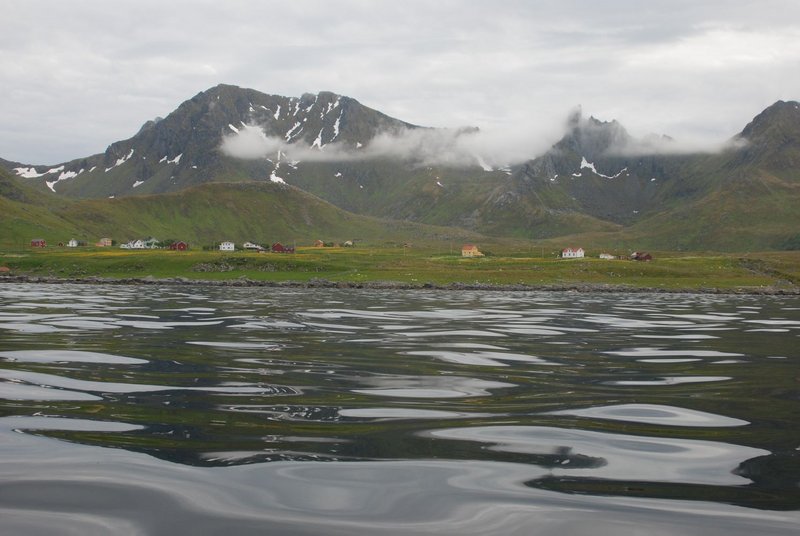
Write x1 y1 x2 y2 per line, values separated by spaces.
461 244 484 257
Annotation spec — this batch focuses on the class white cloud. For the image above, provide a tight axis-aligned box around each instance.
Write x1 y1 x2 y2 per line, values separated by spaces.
220 121 564 168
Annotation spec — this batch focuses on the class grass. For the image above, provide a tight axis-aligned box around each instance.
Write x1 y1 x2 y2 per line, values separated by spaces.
2 245 798 290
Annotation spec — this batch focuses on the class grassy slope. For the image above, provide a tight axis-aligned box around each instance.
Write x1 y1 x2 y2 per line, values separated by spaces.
0 168 88 246
2 178 482 249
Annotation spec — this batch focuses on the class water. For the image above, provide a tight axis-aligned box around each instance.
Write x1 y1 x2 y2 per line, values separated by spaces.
1 283 798 535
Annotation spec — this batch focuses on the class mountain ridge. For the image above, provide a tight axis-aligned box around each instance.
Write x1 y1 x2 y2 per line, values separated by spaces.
2 87 799 251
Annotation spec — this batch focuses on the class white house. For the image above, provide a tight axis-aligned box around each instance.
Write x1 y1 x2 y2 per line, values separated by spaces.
67 238 78 248
219 241 235 251
242 241 263 251
120 239 147 249
599 253 615 260
561 247 585 259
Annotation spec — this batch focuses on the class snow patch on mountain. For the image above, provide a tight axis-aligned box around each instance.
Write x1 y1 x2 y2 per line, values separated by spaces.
14 165 65 179
273 105 281 120
105 149 134 172
331 112 342 141
305 95 317 113
228 124 239 133
269 170 286 184
14 167 45 178
285 122 302 141
579 157 627 179
312 129 325 149
133 180 144 188
475 155 493 172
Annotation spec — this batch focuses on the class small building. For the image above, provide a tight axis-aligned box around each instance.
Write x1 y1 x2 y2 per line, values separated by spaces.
142 237 160 249
31 239 46 248
96 237 113 247
461 244 484 257
67 238 79 248
631 251 653 261
219 241 235 252
243 241 263 251
342 240 354 248
599 253 615 260
169 241 189 251
271 242 295 254
561 247 585 259
313 239 324 248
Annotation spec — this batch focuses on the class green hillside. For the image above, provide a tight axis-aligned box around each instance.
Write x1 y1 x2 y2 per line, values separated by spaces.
0 170 480 250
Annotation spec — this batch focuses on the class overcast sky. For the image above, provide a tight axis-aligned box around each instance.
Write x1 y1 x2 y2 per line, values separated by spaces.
2 0 799 164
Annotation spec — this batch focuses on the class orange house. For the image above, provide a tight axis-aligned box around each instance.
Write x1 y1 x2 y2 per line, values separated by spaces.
461 244 484 257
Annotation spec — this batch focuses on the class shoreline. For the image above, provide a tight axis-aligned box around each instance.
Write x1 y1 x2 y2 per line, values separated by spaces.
1 274 798 295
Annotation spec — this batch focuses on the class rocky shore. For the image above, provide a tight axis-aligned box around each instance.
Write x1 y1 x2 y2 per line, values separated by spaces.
1 274 798 295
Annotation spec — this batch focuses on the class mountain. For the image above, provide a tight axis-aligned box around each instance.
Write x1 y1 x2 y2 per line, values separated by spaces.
621 100 800 250
4 84 420 199
3 87 800 251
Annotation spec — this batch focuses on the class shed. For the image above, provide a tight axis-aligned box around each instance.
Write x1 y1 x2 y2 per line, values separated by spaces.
30 239 46 248
631 252 653 261
461 244 484 257
271 242 295 254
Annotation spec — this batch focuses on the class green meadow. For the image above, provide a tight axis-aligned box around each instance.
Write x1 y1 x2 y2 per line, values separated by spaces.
2 245 798 291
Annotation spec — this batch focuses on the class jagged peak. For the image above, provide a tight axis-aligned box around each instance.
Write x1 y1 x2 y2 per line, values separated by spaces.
555 107 631 158
739 99 800 141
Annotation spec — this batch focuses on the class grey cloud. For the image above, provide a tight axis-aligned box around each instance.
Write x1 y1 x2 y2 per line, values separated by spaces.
2 1 799 164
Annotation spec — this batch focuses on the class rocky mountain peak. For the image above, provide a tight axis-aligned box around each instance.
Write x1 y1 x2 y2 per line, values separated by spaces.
738 100 800 143
555 109 631 160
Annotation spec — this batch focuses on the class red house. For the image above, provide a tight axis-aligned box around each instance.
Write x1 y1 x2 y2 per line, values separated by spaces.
30 239 46 248
271 242 295 254
169 241 189 251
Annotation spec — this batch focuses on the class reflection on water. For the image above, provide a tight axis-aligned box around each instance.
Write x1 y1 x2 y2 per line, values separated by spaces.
1 283 799 534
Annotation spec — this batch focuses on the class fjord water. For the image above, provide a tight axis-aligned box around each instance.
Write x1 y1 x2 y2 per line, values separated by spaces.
0 283 798 535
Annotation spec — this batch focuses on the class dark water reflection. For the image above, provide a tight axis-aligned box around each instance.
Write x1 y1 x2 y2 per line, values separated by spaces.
1 283 799 535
